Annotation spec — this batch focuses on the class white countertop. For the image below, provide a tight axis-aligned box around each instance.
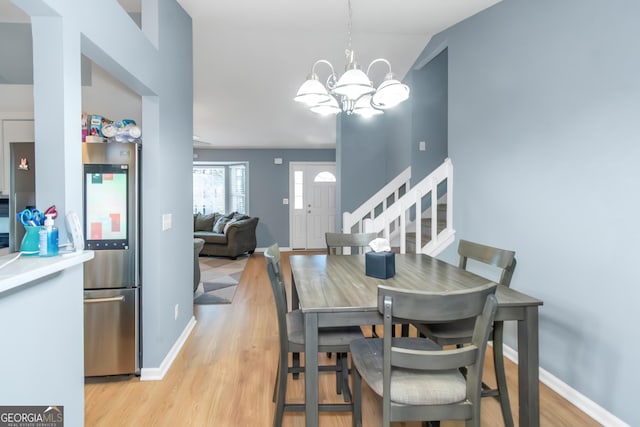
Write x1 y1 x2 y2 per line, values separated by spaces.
0 250 94 295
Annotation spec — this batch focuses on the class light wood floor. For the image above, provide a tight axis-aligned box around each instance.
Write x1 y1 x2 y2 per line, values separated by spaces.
85 252 600 427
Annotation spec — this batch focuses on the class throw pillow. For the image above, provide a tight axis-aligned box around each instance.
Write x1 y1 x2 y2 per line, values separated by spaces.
194 213 216 231
223 213 251 234
213 212 222 228
232 213 249 221
212 213 234 233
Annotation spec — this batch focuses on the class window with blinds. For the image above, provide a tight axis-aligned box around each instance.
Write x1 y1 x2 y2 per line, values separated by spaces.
193 163 248 215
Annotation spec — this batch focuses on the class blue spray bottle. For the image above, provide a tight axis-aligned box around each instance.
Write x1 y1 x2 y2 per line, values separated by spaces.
39 214 59 256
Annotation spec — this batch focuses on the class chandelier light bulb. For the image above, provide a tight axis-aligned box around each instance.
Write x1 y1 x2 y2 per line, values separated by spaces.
294 76 331 106
332 67 375 100
371 77 411 109
352 94 383 118
310 96 341 116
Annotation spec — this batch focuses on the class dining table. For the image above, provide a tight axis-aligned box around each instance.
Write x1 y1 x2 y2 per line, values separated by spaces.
289 253 543 427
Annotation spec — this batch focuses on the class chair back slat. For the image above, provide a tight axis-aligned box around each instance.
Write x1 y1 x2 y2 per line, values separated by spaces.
326 232 378 255
458 239 516 288
391 345 479 371
377 283 496 323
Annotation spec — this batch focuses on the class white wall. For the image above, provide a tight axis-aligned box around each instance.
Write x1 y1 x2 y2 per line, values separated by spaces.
0 85 33 112
81 62 142 125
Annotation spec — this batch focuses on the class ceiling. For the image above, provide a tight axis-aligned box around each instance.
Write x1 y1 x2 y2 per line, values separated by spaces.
1 0 501 149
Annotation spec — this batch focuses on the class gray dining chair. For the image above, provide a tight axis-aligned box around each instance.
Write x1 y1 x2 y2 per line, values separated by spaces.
325 232 378 255
414 239 517 427
350 283 498 427
264 243 362 426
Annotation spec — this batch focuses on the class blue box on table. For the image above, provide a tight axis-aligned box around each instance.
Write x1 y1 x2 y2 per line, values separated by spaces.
365 251 395 279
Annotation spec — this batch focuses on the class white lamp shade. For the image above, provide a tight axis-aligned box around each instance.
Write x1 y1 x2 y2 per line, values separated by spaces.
294 78 331 105
332 68 374 99
352 95 383 118
371 78 410 109
310 96 341 115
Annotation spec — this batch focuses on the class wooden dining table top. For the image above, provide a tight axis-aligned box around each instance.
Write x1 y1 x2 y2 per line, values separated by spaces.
289 253 542 314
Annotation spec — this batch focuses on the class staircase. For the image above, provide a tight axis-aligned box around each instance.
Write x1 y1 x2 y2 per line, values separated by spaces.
405 203 448 253
342 158 455 257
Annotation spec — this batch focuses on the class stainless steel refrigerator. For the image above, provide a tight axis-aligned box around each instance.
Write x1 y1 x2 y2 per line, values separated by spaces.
82 142 140 377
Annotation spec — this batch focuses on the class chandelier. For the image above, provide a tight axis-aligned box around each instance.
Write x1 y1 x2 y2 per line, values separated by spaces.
294 0 410 118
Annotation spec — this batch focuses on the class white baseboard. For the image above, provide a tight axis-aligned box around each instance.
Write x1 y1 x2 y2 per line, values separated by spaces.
139 316 197 381
501 345 628 426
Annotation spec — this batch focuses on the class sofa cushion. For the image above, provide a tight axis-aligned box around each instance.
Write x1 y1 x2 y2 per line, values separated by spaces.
194 231 228 245
213 212 235 233
195 213 217 231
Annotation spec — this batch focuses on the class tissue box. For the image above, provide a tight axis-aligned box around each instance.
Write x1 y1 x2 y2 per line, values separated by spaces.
365 251 395 279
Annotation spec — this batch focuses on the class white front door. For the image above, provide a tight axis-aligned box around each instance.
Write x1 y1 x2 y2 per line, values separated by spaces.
290 162 336 249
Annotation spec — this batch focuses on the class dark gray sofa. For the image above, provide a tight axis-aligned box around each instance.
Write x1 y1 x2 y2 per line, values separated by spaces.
193 212 259 259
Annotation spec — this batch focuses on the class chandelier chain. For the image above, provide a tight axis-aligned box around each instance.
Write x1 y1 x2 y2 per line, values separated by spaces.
346 0 353 57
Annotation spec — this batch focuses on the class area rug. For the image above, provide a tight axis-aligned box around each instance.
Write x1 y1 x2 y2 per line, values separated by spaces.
194 255 249 304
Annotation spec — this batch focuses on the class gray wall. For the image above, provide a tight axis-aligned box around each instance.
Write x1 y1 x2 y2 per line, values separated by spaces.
193 148 335 247
410 48 448 185
337 115 390 215
10 0 194 389
413 0 639 424
0 23 32 84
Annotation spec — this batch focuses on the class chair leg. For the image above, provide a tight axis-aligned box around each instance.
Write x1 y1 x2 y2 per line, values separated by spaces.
292 351 300 379
273 354 288 427
272 361 280 403
371 324 379 338
335 353 343 395
400 323 409 337
340 353 352 403
492 322 514 427
352 366 362 427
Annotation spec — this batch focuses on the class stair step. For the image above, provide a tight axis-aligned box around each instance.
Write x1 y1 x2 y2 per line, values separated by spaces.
390 204 448 253
405 204 447 251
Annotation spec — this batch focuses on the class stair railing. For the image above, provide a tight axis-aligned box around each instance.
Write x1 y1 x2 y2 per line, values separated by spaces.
343 158 455 256
342 166 411 234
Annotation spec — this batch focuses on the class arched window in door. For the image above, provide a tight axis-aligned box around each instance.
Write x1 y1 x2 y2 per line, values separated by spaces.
313 171 336 183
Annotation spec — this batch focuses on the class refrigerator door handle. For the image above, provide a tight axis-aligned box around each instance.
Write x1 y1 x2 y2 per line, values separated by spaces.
84 295 126 304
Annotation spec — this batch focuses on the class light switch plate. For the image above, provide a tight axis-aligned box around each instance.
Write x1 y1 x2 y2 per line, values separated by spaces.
419 141 426 151
283 198 289 205
162 213 172 231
